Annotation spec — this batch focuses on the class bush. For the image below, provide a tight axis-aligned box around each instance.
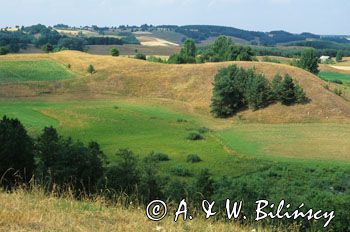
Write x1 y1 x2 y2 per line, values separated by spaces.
87 64 95 74
198 127 210 134
187 132 204 141
134 53 146 60
42 43 53 53
147 56 164 63
145 152 170 162
171 165 192 177
0 47 9 55
110 48 119 56
334 88 343 96
186 154 202 163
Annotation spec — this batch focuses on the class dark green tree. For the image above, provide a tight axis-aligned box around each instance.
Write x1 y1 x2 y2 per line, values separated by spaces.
271 74 284 101
100 149 140 195
298 49 319 75
280 74 297 105
336 51 343 62
181 39 196 58
110 48 119 57
0 47 9 55
294 83 308 104
244 74 272 110
0 116 34 188
211 65 247 117
35 127 105 193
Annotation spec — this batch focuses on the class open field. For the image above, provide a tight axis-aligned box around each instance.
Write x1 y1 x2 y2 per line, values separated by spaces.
0 60 74 83
219 123 350 163
136 35 179 47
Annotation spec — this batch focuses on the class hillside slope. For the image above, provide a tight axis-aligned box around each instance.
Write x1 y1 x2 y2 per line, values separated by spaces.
1 51 350 122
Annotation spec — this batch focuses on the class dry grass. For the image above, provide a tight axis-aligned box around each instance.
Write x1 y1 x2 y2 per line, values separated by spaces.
1 51 350 123
0 189 268 232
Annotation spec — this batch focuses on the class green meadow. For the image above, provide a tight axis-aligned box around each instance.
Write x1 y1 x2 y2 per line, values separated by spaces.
0 60 74 83
1 99 349 179
319 71 350 85
0 100 264 177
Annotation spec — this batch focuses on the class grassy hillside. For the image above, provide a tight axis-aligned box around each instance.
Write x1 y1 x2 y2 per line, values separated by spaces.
0 60 74 83
1 51 350 122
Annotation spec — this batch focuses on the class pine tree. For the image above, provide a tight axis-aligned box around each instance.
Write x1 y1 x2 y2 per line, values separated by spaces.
245 74 272 110
280 74 297 105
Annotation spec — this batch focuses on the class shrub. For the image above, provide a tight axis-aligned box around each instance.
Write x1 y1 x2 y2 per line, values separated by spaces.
42 43 54 53
67 64 71 69
171 165 192 177
198 127 210 134
134 53 146 60
187 132 204 141
146 152 170 162
176 118 188 123
110 48 119 57
0 47 9 55
186 154 202 163
87 64 95 74
334 88 343 96
147 56 164 63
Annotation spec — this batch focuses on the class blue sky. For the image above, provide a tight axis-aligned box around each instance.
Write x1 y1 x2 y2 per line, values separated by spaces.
1 0 349 35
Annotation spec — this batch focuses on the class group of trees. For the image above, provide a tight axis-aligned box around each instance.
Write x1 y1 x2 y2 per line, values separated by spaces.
211 65 308 117
291 49 320 75
200 36 254 62
168 36 255 64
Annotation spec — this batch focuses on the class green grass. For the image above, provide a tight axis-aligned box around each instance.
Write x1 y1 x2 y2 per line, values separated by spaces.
0 60 74 83
1 99 349 179
319 71 350 84
0 99 262 177
218 123 350 165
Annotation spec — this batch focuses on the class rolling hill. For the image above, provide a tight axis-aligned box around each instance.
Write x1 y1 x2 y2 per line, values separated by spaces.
1 51 349 123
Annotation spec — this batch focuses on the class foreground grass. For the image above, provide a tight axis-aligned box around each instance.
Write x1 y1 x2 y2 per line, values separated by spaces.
0 189 257 232
0 60 74 83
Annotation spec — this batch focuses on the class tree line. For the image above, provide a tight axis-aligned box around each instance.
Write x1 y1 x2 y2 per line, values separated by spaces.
0 24 140 54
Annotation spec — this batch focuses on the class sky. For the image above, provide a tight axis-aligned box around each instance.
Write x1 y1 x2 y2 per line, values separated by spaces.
0 0 349 35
